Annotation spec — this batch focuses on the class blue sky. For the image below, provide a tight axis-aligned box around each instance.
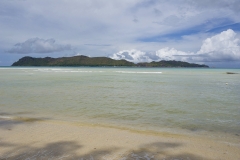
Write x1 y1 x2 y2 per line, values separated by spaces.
0 0 240 67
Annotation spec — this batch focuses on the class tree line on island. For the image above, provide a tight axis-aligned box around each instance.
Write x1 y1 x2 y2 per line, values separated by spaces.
12 55 209 68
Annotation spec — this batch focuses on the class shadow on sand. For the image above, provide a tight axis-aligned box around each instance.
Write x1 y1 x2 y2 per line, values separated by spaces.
0 112 50 130
0 140 210 160
0 112 210 160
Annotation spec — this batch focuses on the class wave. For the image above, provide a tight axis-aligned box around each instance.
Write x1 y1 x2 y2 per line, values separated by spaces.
0 116 12 119
115 71 162 74
33 69 105 73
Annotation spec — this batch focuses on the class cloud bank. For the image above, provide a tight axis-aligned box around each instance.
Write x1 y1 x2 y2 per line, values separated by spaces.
8 38 71 54
110 29 240 63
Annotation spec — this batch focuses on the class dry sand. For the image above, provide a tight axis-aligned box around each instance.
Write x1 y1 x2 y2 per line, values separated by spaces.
0 118 239 160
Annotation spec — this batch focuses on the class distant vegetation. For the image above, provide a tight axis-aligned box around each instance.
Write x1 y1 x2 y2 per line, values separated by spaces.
137 60 208 67
12 55 209 68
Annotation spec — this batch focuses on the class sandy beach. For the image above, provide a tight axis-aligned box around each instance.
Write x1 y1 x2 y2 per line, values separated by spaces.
0 118 239 160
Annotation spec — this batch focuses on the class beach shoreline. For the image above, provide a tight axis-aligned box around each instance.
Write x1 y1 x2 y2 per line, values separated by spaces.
1 67 240 159
1 118 239 160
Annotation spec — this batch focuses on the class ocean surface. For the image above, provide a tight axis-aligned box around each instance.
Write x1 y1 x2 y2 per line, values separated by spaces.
0 67 240 135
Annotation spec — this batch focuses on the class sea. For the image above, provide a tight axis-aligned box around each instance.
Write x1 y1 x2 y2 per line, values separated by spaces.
0 67 240 136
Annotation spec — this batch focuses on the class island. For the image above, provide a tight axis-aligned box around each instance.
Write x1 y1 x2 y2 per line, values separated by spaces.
12 55 209 68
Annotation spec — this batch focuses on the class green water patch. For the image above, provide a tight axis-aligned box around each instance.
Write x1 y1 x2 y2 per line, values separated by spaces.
13 117 47 122
164 109 189 115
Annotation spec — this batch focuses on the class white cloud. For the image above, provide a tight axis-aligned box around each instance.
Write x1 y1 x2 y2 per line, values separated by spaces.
111 29 240 63
110 48 193 63
156 29 240 62
8 38 71 54
110 49 153 63
155 48 193 61
196 29 240 61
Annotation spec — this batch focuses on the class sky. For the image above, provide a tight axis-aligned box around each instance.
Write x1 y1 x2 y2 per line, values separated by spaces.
0 0 240 68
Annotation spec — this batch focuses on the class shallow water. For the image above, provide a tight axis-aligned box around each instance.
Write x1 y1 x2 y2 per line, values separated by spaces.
0 67 240 135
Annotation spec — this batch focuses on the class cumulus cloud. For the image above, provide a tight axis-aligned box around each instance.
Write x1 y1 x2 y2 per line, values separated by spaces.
110 29 240 63
8 38 71 54
110 49 153 62
110 48 193 63
196 29 240 61
155 48 193 61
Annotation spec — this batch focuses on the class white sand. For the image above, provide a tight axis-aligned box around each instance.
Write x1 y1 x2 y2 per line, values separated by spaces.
0 119 239 160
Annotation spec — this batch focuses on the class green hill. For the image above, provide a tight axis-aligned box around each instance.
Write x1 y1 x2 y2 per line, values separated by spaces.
12 56 209 68
12 56 135 67
137 60 208 68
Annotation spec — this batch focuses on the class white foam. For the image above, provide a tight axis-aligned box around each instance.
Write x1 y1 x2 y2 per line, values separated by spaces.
0 68 34 70
31 69 106 73
55 70 93 73
0 116 12 119
115 71 162 74
50 69 62 70
53 70 106 73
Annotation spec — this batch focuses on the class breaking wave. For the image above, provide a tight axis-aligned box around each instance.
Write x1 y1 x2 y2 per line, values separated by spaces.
115 71 162 74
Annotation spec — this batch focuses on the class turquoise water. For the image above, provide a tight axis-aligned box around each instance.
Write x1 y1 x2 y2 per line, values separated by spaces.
0 67 240 135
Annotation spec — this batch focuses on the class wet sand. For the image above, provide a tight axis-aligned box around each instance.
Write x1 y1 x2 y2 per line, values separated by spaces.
0 118 240 160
